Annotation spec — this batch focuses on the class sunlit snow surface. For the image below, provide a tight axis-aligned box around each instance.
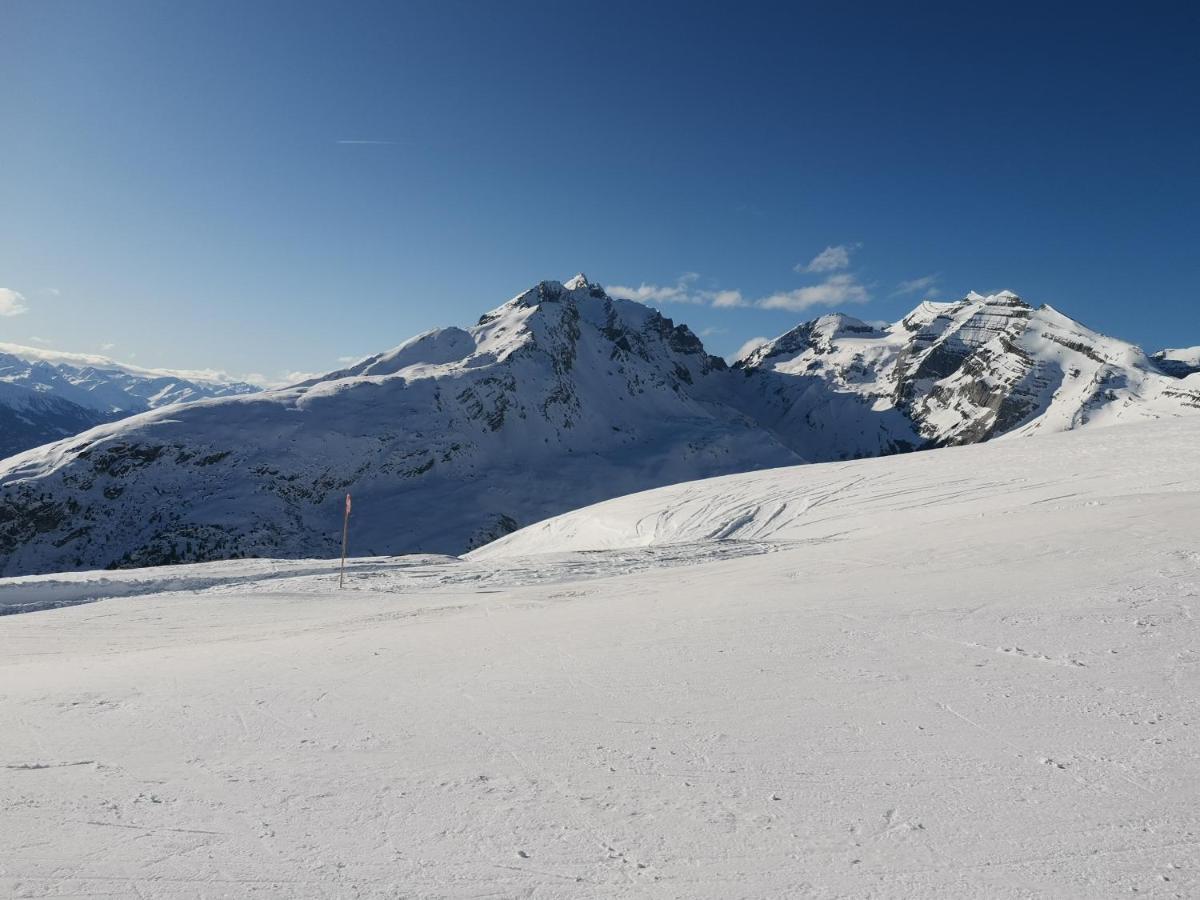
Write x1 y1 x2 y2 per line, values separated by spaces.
3 419 1200 897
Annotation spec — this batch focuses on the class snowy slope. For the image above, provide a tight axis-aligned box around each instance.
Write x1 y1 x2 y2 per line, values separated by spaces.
0 276 799 575
736 292 1200 456
0 342 259 457
3 281 1197 577
0 381 113 459
3 420 1200 897
472 415 1200 557
1153 346 1200 378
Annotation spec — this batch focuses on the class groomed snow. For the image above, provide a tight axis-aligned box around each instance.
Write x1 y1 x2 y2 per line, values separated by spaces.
2 419 1199 897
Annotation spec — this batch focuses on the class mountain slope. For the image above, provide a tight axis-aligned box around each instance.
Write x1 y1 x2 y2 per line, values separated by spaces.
0 381 112 459
735 291 1200 455
0 343 259 457
0 276 799 575
472 416 1200 559
2 280 1197 577
1153 346 1200 378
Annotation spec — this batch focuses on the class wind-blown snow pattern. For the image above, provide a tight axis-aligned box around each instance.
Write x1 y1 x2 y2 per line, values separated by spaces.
4 419 1200 897
0 276 799 575
472 415 1200 558
0 342 259 457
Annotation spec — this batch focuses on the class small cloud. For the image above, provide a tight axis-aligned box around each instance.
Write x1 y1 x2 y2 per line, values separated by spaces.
0 288 29 317
892 273 940 297
795 243 858 274
608 273 706 305
709 289 747 309
282 370 320 384
336 139 397 145
336 355 361 365
611 266 871 315
699 326 727 337
28 335 51 345
99 342 116 352
42 287 61 297
249 371 320 389
733 336 771 362
756 273 870 312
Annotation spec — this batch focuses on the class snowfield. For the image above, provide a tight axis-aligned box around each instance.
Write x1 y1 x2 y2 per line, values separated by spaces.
3 419 1200 897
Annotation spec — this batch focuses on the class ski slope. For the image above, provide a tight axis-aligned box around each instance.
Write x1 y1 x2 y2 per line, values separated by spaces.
472 416 1200 558
2 419 1199 897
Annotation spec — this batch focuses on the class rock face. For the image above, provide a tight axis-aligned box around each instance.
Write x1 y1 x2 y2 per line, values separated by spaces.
1 280 1197 576
0 343 259 457
0 276 800 575
737 291 1200 453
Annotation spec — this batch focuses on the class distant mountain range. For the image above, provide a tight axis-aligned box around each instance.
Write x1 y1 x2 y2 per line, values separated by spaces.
1 276 1197 576
0 343 259 457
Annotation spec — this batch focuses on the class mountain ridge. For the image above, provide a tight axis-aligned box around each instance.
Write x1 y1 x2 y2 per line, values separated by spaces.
0 276 799 575
1 276 1197 576
0 342 260 457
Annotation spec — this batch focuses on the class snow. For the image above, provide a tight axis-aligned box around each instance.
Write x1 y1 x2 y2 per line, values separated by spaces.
0 343 260 457
0 277 800 576
1154 347 1200 378
1157 347 1200 366
3 281 1198 577
3 418 1199 897
737 291 1200 455
0 342 256 390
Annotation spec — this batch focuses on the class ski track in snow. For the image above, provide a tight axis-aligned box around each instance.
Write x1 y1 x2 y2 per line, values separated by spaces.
1 418 1200 897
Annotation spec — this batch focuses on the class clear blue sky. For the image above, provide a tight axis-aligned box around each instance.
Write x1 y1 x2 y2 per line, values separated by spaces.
2 0 1197 381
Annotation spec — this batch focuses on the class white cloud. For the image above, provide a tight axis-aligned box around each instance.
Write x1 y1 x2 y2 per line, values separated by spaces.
0 288 29 317
100 342 116 352
699 326 727 337
609 266 871 315
892 274 940 297
709 289 747 308
607 273 706 305
733 336 771 361
28 335 50 345
796 244 857 274
282 370 320 384
756 273 870 312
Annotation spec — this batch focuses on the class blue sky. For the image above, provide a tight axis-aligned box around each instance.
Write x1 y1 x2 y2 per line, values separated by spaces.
2 0 1197 382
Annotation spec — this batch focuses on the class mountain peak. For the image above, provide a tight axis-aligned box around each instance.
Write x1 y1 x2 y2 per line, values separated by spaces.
964 289 1026 306
563 273 591 291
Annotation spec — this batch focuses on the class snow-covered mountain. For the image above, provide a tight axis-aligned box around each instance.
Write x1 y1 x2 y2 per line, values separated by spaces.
0 343 259 457
2 280 1197 576
0 276 800 575
1153 346 1200 378
736 291 1200 455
